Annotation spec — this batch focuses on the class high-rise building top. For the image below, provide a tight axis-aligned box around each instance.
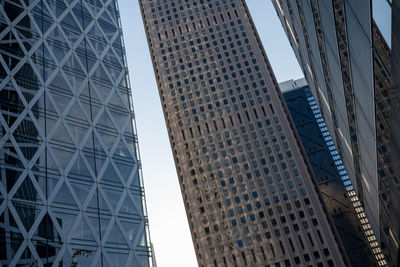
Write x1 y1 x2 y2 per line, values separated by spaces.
139 0 347 266
0 0 152 265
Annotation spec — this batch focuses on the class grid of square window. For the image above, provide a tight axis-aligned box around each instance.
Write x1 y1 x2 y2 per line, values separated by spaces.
140 0 346 266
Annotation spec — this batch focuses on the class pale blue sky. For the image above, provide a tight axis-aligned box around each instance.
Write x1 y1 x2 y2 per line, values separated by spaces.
118 1 302 266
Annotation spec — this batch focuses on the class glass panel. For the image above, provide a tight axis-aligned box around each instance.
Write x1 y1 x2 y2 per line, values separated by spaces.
372 0 392 45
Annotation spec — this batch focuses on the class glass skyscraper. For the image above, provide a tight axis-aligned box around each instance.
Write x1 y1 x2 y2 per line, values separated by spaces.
0 0 151 265
272 0 398 265
281 78 383 266
139 0 355 266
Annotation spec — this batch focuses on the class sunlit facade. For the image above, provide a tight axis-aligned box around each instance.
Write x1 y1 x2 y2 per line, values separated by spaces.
139 0 350 266
0 0 151 265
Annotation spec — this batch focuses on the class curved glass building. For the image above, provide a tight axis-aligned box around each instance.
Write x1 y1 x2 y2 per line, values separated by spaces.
0 0 151 265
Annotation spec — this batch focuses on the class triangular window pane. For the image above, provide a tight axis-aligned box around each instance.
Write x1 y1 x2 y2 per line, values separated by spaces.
51 122 74 146
119 220 140 243
70 181 92 206
102 163 122 186
102 188 121 210
98 131 117 153
92 81 111 101
14 175 41 203
114 139 133 161
66 122 89 146
113 160 133 182
62 54 85 80
119 195 139 216
93 64 110 83
53 181 78 209
71 217 95 242
50 90 72 114
61 11 79 29
108 91 127 111
69 155 91 178
49 70 71 92
108 110 127 131
66 100 86 122
106 221 127 246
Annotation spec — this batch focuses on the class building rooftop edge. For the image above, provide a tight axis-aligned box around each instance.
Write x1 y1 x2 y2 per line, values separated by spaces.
279 77 308 93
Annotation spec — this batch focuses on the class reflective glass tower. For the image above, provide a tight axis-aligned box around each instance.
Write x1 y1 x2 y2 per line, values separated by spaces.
281 78 383 266
139 0 349 266
0 0 151 265
271 0 397 264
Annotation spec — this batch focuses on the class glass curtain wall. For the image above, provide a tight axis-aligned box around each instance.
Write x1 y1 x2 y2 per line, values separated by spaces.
0 0 151 265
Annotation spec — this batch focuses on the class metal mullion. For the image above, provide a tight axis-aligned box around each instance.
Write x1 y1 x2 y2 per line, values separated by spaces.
79 1 103 265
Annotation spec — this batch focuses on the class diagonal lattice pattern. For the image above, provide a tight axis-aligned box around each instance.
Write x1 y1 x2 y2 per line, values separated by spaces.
0 0 151 266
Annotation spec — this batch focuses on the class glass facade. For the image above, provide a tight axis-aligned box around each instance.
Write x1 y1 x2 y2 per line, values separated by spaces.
282 80 382 266
272 0 396 265
0 0 151 265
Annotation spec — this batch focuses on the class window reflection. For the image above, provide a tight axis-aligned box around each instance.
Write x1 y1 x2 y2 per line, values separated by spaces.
372 0 392 45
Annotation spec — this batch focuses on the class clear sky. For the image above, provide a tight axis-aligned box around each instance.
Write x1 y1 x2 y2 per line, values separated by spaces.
118 1 303 266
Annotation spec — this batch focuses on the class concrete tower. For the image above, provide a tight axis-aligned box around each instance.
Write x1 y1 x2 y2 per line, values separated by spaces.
139 0 348 266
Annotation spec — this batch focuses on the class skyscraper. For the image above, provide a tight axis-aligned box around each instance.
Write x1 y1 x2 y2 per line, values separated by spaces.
392 2 400 218
281 78 383 266
0 0 152 265
272 0 399 264
139 0 350 266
